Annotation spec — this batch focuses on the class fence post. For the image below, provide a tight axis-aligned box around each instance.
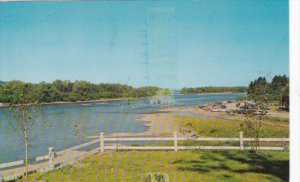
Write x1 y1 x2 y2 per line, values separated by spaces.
174 131 178 152
48 147 55 170
100 132 104 153
240 131 244 151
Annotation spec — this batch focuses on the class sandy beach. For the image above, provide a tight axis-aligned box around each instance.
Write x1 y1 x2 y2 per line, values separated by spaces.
107 112 179 137
106 106 227 137
107 101 289 137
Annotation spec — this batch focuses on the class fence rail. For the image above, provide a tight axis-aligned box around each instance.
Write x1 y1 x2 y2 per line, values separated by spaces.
89 132 289 153
87 136 289 142
0 160 24 169
0 131 289 181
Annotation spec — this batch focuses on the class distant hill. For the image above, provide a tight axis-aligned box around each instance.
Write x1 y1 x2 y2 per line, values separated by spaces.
0 81 5 84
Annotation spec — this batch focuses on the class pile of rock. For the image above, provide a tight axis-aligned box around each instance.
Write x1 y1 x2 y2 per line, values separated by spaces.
199 100 270 115
199 102 227 112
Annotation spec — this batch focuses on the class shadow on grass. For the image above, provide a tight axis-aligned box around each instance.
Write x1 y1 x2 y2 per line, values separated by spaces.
173 150 289 182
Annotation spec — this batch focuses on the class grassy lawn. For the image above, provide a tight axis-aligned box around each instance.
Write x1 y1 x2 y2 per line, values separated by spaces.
174 115 289 138
25 150 289 182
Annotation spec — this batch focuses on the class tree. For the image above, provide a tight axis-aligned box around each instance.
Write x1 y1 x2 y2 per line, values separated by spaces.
270 75 288 95
242 75 275 154
281 84 289 110
7 84 42 181
248 75 289 103
181 86 247 94
10 104 41 181
240 112 265 154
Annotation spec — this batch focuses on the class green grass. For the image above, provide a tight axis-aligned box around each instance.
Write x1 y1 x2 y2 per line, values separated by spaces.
175 115 289 138
269 116 289 124
24 150 289 182
17 114 289 182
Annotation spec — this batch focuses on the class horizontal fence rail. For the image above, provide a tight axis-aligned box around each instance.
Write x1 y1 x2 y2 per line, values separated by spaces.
0 160 24 169
97 137 290 142
87 136 290 142
243 138 290 142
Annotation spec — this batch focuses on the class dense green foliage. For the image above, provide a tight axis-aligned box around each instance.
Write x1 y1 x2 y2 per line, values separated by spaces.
181 86 247 94
247 75 289 104
0 80 161 104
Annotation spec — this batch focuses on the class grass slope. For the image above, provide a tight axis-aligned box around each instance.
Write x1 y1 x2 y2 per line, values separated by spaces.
25 150 289 182
175 115 289 138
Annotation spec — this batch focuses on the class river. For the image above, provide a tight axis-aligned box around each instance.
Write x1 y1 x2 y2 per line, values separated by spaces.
0 93 245 163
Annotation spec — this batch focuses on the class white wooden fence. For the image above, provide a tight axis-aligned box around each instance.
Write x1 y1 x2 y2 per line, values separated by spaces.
87 131 289 153
0 131 289 181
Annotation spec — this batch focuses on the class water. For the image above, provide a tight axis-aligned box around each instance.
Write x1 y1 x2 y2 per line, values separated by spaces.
0 93 244 163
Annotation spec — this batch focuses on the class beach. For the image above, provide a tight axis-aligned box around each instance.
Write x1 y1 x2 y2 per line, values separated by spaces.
107 100 289 138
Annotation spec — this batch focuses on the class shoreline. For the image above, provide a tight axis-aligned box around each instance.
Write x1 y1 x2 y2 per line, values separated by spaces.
189 92 246 96
106 100 289 137
0 97 146 108
0 92 245 108
106 112 177 137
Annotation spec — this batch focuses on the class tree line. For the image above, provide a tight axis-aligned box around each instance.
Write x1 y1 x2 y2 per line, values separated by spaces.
247 75 289 104
0 80 161 104
181 86 247 94
0 75 289 105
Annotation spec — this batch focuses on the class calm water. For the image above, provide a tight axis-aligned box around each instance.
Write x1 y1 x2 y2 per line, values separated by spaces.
0 93 244 163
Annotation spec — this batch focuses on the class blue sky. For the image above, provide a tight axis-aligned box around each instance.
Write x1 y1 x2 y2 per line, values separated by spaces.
0 0 288 89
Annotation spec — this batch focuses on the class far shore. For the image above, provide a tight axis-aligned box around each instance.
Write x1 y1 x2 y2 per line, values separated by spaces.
193 92 246 95
0 92 245 108
0 97 143 108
